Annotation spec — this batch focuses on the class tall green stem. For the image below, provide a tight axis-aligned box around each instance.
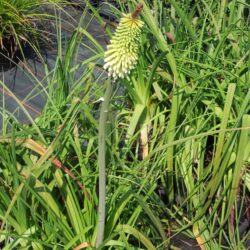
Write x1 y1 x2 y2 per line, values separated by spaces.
96 80 113 247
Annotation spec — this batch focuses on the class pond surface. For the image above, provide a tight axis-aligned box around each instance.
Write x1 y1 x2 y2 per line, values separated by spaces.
0 5 107 130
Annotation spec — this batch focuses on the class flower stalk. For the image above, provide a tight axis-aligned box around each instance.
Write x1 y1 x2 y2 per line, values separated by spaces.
96 80 113 247
96 4 144 247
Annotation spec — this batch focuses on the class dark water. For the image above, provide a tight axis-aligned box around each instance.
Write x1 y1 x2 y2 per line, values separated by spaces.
0 6 107 131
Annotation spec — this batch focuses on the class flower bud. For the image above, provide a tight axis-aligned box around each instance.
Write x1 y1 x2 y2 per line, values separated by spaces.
103 13 144 80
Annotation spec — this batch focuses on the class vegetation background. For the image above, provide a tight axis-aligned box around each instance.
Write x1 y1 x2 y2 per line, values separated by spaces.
0 0 249 249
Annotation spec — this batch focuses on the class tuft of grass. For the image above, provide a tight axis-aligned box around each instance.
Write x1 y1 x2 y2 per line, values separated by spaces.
0 0 65 67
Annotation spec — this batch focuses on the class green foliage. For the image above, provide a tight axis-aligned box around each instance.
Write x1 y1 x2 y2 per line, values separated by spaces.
0 0 249 249
0 0 63 59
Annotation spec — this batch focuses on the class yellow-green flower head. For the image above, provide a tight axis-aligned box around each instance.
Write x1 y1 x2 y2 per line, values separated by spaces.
103 13 144 80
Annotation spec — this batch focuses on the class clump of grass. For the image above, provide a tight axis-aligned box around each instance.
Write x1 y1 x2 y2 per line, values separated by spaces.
0 0 63 65
102 0 250 248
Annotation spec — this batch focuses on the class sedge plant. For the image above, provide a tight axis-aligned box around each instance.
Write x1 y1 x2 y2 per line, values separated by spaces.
0 0 65 68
